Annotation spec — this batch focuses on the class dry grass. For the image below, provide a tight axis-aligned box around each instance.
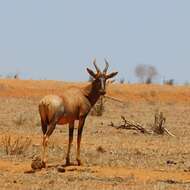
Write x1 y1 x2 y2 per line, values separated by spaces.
1 135 32 155
1 79 190 103
0 79 190 189
91 96 106 116
14 113 27 126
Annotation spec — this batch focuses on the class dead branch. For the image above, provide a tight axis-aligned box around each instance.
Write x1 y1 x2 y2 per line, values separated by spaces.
109 116 152 134
104 95 127 105
109 112 175 137
105 95 175 137
163 128 175 137
152 111 175 137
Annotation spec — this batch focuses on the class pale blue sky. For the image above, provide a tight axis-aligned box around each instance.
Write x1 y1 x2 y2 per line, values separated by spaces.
0 0 190 83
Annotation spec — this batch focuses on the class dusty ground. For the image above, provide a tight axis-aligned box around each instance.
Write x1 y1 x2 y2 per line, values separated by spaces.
0 79 190 190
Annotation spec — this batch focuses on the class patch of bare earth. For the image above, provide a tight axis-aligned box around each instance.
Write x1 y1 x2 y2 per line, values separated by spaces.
0 79 190 189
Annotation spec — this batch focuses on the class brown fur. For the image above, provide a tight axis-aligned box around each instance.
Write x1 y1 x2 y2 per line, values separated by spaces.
39 59 118 166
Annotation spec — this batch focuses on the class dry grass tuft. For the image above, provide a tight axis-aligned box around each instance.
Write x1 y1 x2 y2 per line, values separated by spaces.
1 135 32 155
14 113 26 126
96 146 106 153
91 96 106 116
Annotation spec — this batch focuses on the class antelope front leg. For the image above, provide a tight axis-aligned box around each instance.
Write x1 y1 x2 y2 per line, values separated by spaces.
66 122 74 166
42 135 49 167
76 117 86 166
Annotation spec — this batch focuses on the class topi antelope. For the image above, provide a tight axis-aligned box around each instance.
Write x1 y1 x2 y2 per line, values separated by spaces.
39 59 118 166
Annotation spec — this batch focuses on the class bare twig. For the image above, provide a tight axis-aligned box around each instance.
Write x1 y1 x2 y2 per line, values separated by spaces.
109 112 175 137
104 95 127 105
163 128 175 137
109 116 152 134
152 111 175 137
105 95 175 137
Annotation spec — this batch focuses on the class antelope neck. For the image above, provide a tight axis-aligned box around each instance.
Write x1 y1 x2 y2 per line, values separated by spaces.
83 81 102 106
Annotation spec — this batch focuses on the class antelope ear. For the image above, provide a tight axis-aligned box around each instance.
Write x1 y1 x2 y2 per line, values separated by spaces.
86 68 96 78
106 72 118 79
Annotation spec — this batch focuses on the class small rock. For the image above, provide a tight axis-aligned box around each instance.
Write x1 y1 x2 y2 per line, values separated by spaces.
49 180 54 184
184 167 190 172
96 146 106 153
31 156 46 170
166 160 177 165
57 166 66 173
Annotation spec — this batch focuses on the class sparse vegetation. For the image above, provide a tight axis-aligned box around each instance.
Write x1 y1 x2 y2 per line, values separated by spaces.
0 80 189 190
5 72 20 79
163 79 174 85
135 64 158 84
90 96 106 116
96 146 106 153
184 81 190 86
14 113 27 126
110 113 175 136
1 135 31 155
119 77 125 84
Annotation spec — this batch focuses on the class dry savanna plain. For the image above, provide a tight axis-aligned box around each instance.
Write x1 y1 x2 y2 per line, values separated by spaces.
1 79 190 190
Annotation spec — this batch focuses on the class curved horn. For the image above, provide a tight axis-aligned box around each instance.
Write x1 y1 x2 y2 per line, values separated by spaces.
103 59 109 73
93 59 100 73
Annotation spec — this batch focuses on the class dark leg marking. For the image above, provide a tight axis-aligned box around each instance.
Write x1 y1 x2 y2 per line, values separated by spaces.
76 117 86 166
66 122 74 165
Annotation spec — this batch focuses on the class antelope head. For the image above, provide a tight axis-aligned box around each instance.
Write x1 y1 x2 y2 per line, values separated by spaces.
87 59 118 95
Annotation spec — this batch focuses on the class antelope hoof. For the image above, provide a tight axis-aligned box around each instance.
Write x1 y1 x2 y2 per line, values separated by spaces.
42 161 46 168
65 158 71 166
77 159 83 166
